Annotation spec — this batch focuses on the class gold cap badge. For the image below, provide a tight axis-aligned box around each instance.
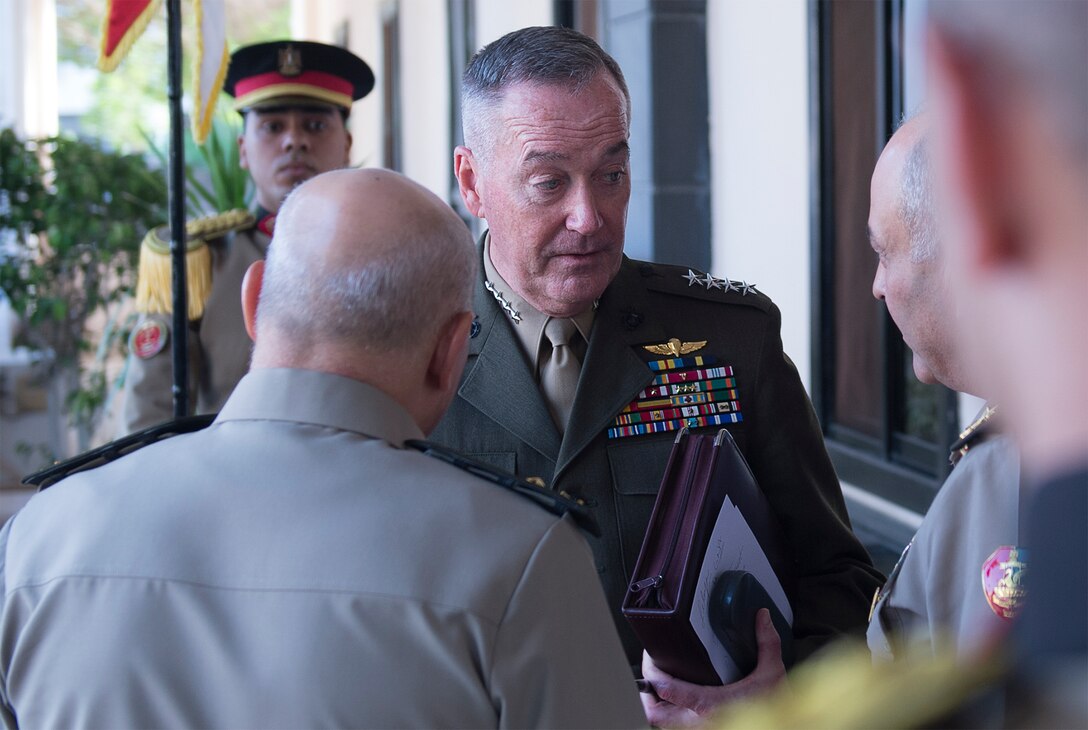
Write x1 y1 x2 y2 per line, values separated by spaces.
278 45 302 76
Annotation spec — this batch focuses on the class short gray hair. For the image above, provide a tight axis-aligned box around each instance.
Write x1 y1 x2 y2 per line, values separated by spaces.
461 26 630 162
899 132 937 263
929 0 1088 165
259 188 476 353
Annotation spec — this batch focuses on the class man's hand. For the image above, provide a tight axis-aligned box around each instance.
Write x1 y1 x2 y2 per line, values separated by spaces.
640 608 787 728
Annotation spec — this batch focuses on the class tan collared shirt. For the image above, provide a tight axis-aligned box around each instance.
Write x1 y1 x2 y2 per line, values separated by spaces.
482 234 594 378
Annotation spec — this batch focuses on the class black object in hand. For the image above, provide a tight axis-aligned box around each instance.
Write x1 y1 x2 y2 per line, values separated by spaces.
709 570 794 676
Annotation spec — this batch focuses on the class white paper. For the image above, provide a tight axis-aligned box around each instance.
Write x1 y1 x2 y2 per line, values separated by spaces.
689 497 793 683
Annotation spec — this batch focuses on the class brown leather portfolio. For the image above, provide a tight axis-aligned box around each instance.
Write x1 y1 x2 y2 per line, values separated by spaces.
621 427 796 685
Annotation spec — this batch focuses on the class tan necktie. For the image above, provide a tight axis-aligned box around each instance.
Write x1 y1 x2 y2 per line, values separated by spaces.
540 317 582 433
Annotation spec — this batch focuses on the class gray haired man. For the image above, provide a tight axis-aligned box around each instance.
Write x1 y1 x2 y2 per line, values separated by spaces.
866 112 1021 661
431 24 883 724
0 168 645 728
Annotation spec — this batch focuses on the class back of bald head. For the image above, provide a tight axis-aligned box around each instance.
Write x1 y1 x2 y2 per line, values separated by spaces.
256 168 476 362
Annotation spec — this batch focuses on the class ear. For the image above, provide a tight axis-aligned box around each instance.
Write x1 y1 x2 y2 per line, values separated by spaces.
343 129 353 165
425 310 474 393
238 132 250 171
241 260 264 342
928 30 1021 272
453 146 486 219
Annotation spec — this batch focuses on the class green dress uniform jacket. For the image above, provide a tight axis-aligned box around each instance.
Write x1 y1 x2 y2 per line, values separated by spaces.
431 246 885 667
119 224 270 435
0 369 645 729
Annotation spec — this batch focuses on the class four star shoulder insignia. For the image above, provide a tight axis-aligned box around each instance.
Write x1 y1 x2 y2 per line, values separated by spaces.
680 268 757 296
643 338 708 357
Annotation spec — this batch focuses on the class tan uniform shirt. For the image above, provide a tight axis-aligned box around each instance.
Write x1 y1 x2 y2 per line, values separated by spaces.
2 369 645 729
867 434 1021 660
119 225 270 434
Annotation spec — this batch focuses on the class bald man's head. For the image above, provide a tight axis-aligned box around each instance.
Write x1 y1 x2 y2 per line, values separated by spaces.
869 114 967 392
255 168 476 360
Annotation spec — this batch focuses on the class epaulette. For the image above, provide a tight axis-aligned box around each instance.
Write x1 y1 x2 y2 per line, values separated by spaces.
404 440 601 537
638 262 773 312
949 405 999 467
135 209 256 320
23 414 216 491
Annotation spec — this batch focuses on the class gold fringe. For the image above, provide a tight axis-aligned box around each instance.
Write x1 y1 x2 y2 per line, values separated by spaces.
135 229 213 320
133 211 253 320
190 0 231 145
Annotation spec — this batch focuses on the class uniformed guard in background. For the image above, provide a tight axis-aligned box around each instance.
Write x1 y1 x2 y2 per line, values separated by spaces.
119 40 374 434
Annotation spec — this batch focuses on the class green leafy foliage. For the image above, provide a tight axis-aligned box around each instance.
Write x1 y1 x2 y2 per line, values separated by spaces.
144 111 252 216
0 128 167 431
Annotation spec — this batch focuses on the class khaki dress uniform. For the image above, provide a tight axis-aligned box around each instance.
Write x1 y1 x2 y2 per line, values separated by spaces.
431 238 885 667
1 368 646 729
120 218 269 434
868 409 1021 660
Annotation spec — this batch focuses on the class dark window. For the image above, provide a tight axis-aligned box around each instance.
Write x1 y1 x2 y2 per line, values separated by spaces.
447 0 475 229
810 0 958 518
381 3 402 172
558 0 711 269
555 0 598 38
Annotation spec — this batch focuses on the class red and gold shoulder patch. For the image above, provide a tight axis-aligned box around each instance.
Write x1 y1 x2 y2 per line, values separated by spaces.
981 545 1029 620
131 318 168 359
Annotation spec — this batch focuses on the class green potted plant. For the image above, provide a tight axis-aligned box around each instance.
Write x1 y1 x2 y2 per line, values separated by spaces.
0 127 167 451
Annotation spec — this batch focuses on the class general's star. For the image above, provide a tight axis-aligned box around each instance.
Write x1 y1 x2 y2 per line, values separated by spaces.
683 269 702 287
703 273 723 290
738 281 756 296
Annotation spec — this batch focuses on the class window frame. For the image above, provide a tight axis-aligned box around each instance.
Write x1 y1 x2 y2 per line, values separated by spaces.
808 0 959 517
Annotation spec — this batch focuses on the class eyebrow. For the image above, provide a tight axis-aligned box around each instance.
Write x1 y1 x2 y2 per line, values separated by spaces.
522 140 631 165
867 225 880 249
251 105 338 116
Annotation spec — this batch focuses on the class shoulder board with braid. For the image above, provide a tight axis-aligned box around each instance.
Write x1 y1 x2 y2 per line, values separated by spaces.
135 209 256 320
23 415 217 491
404 439 601 537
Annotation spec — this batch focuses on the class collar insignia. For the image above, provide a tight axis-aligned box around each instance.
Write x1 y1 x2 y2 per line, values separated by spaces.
950 405 998 466
484 279 522 324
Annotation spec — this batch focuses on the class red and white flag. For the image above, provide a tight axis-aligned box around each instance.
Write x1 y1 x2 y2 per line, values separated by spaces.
98 0 161 72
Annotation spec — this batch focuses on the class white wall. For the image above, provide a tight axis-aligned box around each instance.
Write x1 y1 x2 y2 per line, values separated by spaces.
398 0 451 199
291 0 383 172
0 0 58 136
473 0 552 50
708 0 812 390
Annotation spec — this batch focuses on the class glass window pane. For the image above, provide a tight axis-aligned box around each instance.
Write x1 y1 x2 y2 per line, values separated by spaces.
830 0 883 439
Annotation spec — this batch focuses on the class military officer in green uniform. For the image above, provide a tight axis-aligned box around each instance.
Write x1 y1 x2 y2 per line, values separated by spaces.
119 40 374 434
432 25 883 699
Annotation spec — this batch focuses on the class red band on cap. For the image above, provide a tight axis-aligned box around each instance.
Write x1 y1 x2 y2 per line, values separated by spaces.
235 70 354 100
